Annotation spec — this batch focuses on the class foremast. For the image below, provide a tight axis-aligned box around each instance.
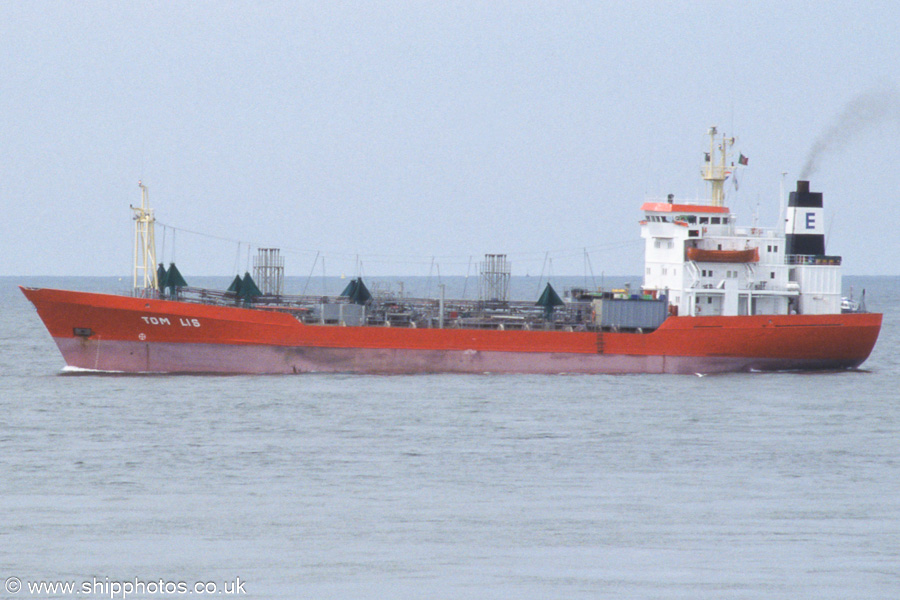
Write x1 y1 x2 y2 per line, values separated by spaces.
702 126 734 207
131 181 159 293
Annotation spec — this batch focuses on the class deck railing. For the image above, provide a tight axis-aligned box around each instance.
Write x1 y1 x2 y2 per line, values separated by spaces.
785 255 842 266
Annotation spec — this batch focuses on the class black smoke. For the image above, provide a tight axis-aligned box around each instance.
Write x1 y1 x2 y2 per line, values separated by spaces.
800 87 900 179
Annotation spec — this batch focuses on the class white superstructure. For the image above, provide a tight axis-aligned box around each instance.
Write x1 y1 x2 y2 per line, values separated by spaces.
640 128 843 317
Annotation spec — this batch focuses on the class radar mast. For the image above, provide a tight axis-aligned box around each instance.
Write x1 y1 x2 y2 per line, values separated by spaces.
702 126 734 207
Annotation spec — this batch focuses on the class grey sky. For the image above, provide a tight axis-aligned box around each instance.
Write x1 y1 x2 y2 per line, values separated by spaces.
2 1 898 278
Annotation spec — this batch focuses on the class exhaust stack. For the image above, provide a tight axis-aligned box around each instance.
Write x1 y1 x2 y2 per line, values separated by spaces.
785 180 825 256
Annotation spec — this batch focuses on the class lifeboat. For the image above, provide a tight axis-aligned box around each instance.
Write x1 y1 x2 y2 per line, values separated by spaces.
686 247 759 263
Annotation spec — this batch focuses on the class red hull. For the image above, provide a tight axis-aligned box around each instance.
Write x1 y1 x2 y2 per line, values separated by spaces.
21 287 882 375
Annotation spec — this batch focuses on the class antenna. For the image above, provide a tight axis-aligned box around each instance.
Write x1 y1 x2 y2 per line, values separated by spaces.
779 172 787 235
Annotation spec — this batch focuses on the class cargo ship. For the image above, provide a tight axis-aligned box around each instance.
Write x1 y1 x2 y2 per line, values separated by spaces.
22 128 881 374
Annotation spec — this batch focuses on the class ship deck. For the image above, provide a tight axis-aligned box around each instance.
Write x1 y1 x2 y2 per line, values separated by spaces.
160 286 621 333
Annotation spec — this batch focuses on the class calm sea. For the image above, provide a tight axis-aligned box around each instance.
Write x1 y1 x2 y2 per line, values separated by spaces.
2 276 898 599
